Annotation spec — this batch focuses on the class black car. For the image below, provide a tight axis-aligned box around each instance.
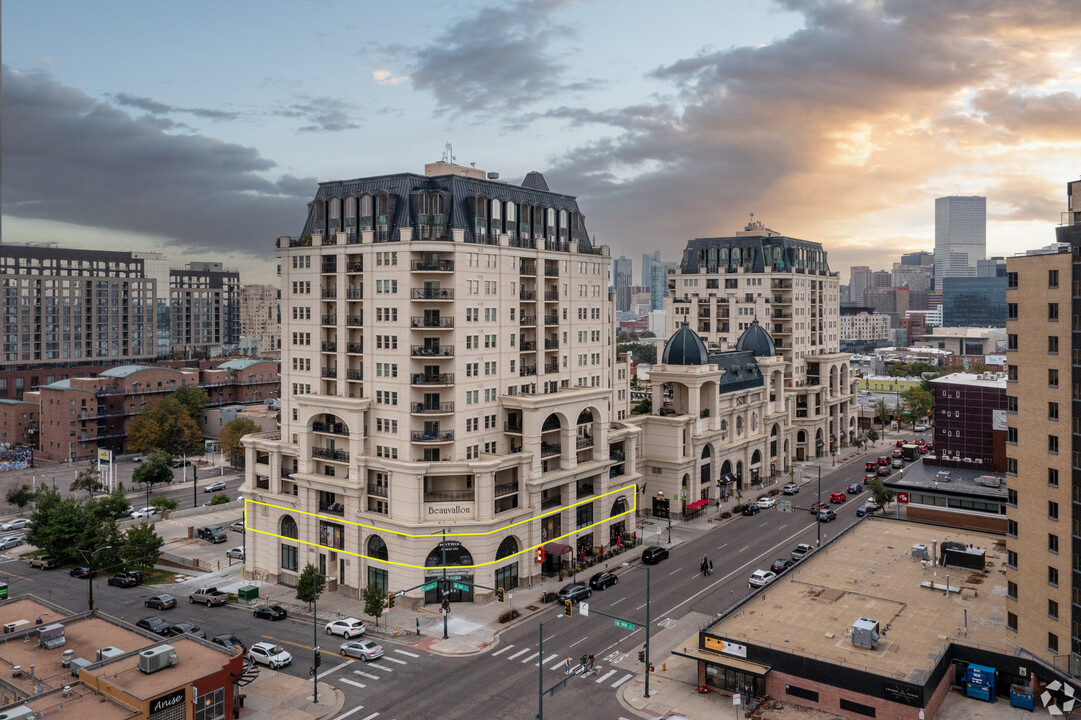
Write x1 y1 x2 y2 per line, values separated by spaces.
254 605 288 621
172 458 191 468
211 634 246 653
641 546 669 564
770 558 794 574
167 622 207 639
69 566 96 579
135 617 171 636
588 571 618 590
557 584 592 604
107 572 139 588
741 503 760 516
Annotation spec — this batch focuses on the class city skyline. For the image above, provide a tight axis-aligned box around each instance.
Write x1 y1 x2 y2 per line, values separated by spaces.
3 1 1080 285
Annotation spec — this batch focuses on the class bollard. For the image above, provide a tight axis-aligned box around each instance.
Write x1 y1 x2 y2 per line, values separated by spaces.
416 618 420 636
662 662 667 672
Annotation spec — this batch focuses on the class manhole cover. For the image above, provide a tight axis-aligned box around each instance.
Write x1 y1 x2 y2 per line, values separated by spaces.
525 605 539 611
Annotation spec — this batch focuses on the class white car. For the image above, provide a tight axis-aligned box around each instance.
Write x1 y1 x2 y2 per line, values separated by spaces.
340 639 383 661
782 483 799 495
0 535 23 550
748 569 777 588
325 617 366 638
204 481 227 493
248 642 292 669
914 424 928 432
756 497 776 509
130 507 158 519
1 519 31 531
226 546 245 560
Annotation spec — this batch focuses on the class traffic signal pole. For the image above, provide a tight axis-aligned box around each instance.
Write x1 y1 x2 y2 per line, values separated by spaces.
442 528 448 639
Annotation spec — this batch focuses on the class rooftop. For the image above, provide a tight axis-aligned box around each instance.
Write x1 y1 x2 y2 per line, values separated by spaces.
704 519 1008 685
85 636 234 700
15 682 137 720
99 365 155 378
929 372 1006 389
217 358 265 371
884 457 1007 501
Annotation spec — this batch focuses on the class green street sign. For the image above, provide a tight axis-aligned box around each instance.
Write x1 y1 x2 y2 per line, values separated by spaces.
422 582 438 592
614 620 635 630
453 582 470 592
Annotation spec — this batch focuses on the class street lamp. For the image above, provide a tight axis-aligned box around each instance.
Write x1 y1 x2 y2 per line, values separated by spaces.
312 571 335 703
622 561 653 699
81 545 113 611
536 614 562 720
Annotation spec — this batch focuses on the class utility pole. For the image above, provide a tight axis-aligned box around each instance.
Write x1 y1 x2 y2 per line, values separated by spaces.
536 615 561 720
817 465 822 547
645 563 651 698
442 528 449 640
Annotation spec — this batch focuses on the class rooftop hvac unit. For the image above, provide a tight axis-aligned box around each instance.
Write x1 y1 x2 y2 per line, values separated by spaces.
37 623 66 650
97 646 124 662
4 620 30 635
851 617 880 650
138 644 178 674
0 706 35 720
69 658 92 677
61 649 75 668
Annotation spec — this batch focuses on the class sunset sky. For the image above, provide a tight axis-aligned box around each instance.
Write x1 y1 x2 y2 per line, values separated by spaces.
3 0 1080 284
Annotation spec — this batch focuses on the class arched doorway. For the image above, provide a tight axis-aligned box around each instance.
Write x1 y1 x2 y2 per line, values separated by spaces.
796 430 807 462
495 536 520 592
424 540 475 604
815 429 824 458
750 449 762 485
736 461 744 492
366 535 388 593
720 459 734 500
610 496 630 545
700 445 712 493
682 473 690 514
280 515 299 575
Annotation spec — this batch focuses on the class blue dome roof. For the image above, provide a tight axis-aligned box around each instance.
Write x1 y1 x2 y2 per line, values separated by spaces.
662 324 710 365
735 320 776 357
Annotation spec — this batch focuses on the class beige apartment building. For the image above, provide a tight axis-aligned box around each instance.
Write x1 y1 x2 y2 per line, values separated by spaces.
242 162 638 603
238 283 281 357
1003 176 1081 673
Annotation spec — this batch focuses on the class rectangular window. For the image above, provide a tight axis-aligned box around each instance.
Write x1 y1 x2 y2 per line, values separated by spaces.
1049 566 1059 586
1007 549 1018 568
1007 611 1018 631
1050 632 1059 653
1007 334 1018 351
1007 427 1018 443
1050 369 1059 387
281 544 298 572
1049 402 1059 421
1049 599 1059 620
1049 336 1059 354
1007 302 1018 320
1007 395 1018 413
194 688 225 720
1049 468 1059 487
838 698 876 717
1050 501 1059 520
1049 303 1059 321
1050 533 1059 553
1050 269 1059 288
1007 271 1018 289
1007 580 1018 600
785 686 820 702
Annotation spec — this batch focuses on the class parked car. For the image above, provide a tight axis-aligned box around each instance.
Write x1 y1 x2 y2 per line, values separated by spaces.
131 507 159 519
741 503 761 516
782 483 799 495
145 594 177 610
829 492 847 504
846 484 863 494
230 520 245 532
132 454 145 463
0 536 23 550
818 509 837 522
914 423 928 432
172 458 191 468
249 641 292 669
211 634 245 653
29 556 59 569
226 546 245 560
748 569 777 588
167 622 206 639
204 481 227 493
588 571 618 590
254 605 288 621
198 526 227 544
69 566 96 579
791 543 814 561
770 558 794 574
641 546 669 564
756 497 776 509
856 504 871 517
340 639 384 661
107 572 139 588
189 587 229 606
325 618 367 638
1 519 31 531
135 617 171 636
557 584 592 604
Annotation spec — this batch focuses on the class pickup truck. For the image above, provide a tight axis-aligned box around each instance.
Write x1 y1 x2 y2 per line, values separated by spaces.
29 556 59 569
189 586 229 606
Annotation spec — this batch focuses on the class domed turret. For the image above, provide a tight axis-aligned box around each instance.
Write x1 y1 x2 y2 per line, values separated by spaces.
662 323 709 365
735 320 776 357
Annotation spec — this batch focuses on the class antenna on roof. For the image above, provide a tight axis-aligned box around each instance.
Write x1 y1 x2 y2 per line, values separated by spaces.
442 142 455 164
470 162 476 168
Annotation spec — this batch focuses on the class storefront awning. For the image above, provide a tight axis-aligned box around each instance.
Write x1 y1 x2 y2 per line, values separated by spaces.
686 499 710 510
543 542 572 555
673 647 771 676
720 473 737 485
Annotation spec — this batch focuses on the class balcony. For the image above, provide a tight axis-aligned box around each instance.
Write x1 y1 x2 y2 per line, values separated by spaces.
543 315 559 325
319 503 345 516
610 449 625 462
424 489 474 503
312 421 347 435
519 290 537 301
346 262 363 273
347 342 363 354
411 345 454 358
520 365 537 377
520 315 537 327
346 287 363 299
541 443 561 458
367 484 388 498
544 267 559 277
346 316 363 327
576 436 593 450
544 362 559 373
411 402 455 415
494 482 518 497
346 368 363 381
312 447 349 462
411 372 454 386
411 316 454 329
321 262 337 274
321 367 337 379
504 421 523 434
321 315 336 326
520 341 536 351
321 341 337 352
411 430 454 443
519 261 536 275
544 339 558 350
543 290 559 301
541 495 561 510
411 260 454 272
412 288 454 300
322 289 337 299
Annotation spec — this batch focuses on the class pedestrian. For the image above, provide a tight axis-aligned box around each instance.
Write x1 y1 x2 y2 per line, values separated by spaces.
564 656 572 675
587 653 595 671
708 558 714 575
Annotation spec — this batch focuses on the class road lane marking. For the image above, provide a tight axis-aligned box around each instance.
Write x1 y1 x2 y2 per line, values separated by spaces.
738 545 750 552
610 597 625 605
360 714 379 720
330 704 366 719
635 603 646 611
318 661 352 679
549 660 566 670
262 636 341 658
595 669 616 684
521 652 540 663
369 663 393 672
394 649 419 658
338 678 366 690
611 673 634 688
537 653 558 667
716 543 728 550
383 656 407 665
569 636 588 648
491 645 514 656
668 568 681 575
354 670 380 680
507 648 530 660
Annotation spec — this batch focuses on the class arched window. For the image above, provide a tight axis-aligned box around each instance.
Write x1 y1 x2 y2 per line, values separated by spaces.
576 409 594 425
367 535 388 561
360 195 372 217
702 444 712 459
559 209 568 229
491 199 501 221
496 536 519 560
542 413 562 432
313 199 325 224
547 208 556 228
329 197 341 221
280 515 298 539
345 196 356 218
476 196 487 218
507 202 516 223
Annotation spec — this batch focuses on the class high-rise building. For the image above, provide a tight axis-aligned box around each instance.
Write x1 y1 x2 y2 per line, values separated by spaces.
613 255 633 311
892 260 933 291
977 257 1007 277
641 250 660 287
241 162 637 602
901 251 933 267
871 270 891 290
650 261 677 311
849 266 872 305
1003 177 1080 670
238 284 281 357
664 217 856 458
934 195 986 284
170 262 241 357
941 276 1007 327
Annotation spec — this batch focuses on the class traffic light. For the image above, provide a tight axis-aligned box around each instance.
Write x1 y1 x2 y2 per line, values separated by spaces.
638 650 645 663
534 547 544 564
387 592 395 609
442 598 450 614
314 651 322 669
564 599 572 617
497 587 505 603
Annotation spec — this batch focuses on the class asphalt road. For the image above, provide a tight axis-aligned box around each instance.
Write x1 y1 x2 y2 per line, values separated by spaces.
0 434 927 720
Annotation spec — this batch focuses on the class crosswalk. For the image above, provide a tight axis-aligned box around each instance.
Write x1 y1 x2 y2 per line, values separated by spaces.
320 648 417 691
488 643 636 689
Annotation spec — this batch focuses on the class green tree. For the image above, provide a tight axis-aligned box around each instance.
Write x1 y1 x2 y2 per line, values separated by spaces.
127 396 203 455
26 487 122 568
618 343 656 364
866 429 879 446
119 522 164 573
874 400 891 429
900 386 934 420
640 330 656 338
219 418 261 466
887 363 911 377
149 495 179 514
908 362 938 376
631 398 652 415
70 466 104 498
209 493 230 506
296 563 325 609
132 450 175 505
363 581 385 627
869 479 895 513
172 386 209 422
98 484 133 519
6 484 37 514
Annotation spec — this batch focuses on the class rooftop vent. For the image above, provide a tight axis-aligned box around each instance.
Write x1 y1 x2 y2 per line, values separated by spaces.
37 623 65 649
976 475 1001 488
851 617 880 650
61 649 75 668
138 644 178 675
4 620 30 635
0 706 35 720
69 658 92 677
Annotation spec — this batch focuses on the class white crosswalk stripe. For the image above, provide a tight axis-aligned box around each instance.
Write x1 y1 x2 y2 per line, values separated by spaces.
383 656 408 665
338 678 366 690
491 645 514 656
369 663 393 672
611 673 634 688
354 670 380 680
318 661 352 679
360 714 380 720
549 659 567 670
507 648 530 660
537 653 558 668
521 651 540 663
394 649 419 658
331 701 365 719
595 669 616 684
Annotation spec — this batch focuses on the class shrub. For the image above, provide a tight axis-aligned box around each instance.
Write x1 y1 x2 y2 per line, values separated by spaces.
540 591 558 603
720 511 732 519
498 609 521 623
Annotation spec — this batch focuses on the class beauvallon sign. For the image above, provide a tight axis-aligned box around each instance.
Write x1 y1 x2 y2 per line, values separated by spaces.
427 503 471 516
148 688 186 714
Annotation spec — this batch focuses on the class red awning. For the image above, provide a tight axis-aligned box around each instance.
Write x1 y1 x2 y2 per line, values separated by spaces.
686 499 710 510
543 542 572 555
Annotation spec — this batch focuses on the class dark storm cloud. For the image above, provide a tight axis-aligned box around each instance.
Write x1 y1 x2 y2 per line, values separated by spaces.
273 96 362 133
408 0 600 115
112 91 240 121
1 66 316 258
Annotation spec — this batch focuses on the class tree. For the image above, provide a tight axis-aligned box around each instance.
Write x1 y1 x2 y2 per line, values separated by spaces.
874 400 891 429
618 343 656 364
127 396 203 455
296 563 325 609
6 484 37 513
150 495 179 514
120 522 164 573
900 386 933 419
908 362 938 376
219 418 261 466
869 479 894 513
631 398 652 415
132 450 175 507
70 466 104 498
640 330 656 338
209 493 230 506
171 386 209 422
98 484 133 520
887 363 911 377
26 486 122 569
362 581 385 627
866 429 879 446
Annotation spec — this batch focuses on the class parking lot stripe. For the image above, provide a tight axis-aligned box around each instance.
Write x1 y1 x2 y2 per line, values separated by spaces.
491 645 514 656
394 649 419 658
521 652 540 663
507 648 530 660
338 678 366 690
611 673 634 688
330 704 366 720
318 661 352 679
383 656 407 665
595 669 616 684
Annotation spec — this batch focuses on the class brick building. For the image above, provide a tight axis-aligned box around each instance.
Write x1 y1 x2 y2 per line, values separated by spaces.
929 372 1007 472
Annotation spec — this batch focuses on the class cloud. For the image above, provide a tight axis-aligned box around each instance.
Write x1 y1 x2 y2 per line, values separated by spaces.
372 69 408 86
112 91 240 121
1 66 316 261
272 95 362 133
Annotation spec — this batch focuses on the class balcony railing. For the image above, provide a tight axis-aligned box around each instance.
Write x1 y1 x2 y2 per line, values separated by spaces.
321 367 337 379
519 262 536 275
321 341 337 352
346 287 363 299
322 289 337 299
347 342 364 354
543 315 558 325
520 341 536 351
410 373 454 386
544 339 558 350
411 260 455 272
411 430 454 443
411 402 455 414
576 436 593 449
544 291 559 301
346 316 363 326
544 267 559 277
541 443 561 458
411 345 454 357
312 447 349 462
346 262 363 273
346 368 363 381
367 484 388 498
321 315 336 325
544 362 559 373
519 290 537 301
541 495 561 510
411 316 453 329
411 288 454 300
504 421 523 433
321 262 337 273
319 503 345 515
494 482 517 497
312 421 347 435
424 489 474 503
520 315 537 326
520 366 537 377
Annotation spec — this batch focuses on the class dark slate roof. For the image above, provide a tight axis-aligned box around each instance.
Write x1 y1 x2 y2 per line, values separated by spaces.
679 233 831 275
735 320 776 357
707 350 764 394
299 171 595 253
662 324 709 365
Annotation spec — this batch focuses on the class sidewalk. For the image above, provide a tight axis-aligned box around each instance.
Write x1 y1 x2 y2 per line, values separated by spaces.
240 671 344 720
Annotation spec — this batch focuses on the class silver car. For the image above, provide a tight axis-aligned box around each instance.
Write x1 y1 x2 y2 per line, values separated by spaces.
340 639 383 661
226 546 245 560
0 536 23 550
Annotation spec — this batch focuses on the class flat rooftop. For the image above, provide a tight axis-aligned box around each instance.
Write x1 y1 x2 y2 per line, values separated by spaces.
709 519 1008 684
885 458 1007 501
15 682 137 720
929 372 1006 389
85 636 232 700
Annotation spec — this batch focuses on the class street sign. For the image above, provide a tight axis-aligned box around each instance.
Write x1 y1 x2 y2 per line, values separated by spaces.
394 590 406 598
452 582 470 592
580 602 589 617
614 620 635 630
778 500 792 512
897 492 910 504
422 582 438 592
